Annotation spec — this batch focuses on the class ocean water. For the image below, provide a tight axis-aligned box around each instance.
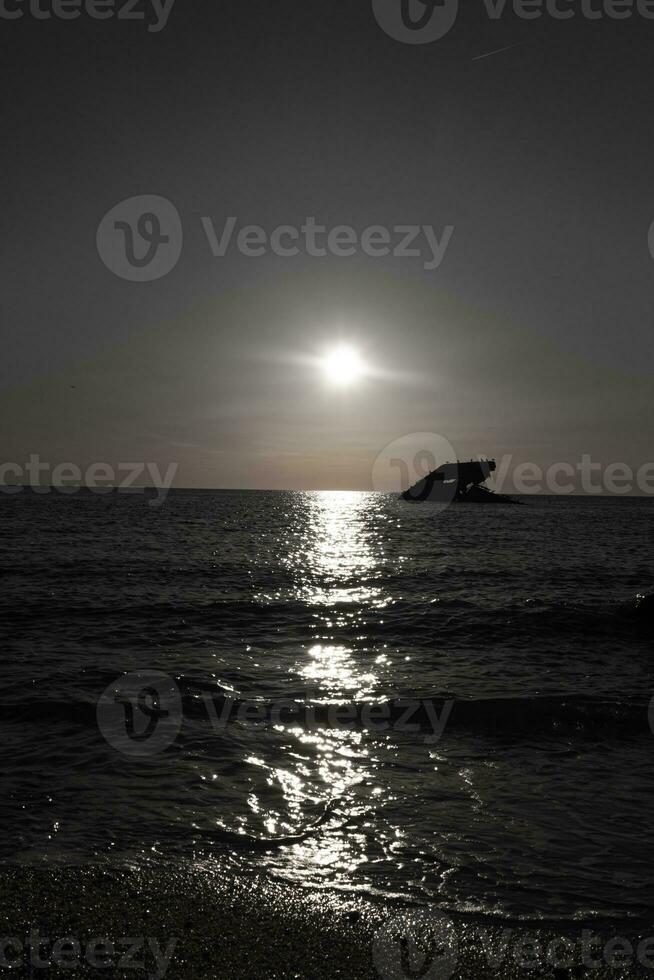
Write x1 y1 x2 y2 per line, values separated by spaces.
2 490 653 924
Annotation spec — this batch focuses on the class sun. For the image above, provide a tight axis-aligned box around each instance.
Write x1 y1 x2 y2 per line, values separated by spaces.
322 346 365 386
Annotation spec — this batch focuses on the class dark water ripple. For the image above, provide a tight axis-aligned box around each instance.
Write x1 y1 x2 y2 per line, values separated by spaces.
1 490 653 922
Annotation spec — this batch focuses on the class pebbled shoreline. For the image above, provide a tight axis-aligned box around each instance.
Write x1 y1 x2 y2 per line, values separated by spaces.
0 864 652 978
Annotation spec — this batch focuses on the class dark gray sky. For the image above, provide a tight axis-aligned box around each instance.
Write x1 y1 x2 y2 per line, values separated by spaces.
2 0 653 489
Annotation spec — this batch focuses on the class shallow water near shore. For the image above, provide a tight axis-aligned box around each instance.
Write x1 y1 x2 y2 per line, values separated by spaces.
2 490 653 925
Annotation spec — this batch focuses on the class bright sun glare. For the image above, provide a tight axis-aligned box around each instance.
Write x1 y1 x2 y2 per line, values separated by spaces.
322 346 364 386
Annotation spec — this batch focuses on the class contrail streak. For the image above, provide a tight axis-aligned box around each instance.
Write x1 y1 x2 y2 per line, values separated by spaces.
472 43 525 62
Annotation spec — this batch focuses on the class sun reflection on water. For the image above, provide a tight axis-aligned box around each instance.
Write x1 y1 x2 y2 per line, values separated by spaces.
287 490 388 606
300 643 377 698
213 491 401 890
256 494 399 882
295 491 391 699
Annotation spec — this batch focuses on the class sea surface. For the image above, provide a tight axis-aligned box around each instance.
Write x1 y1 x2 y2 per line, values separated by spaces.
2 490 653 924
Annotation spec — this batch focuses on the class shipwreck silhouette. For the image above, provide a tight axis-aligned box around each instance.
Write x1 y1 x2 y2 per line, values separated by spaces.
401 459 518 504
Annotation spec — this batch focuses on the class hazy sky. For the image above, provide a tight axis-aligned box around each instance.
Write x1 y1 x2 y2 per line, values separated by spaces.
2 1 653 490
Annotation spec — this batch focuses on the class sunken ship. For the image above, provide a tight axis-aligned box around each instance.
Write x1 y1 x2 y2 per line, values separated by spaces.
401 459 517 504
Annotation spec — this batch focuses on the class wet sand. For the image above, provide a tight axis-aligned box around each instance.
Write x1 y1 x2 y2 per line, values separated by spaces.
0 864 652 978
